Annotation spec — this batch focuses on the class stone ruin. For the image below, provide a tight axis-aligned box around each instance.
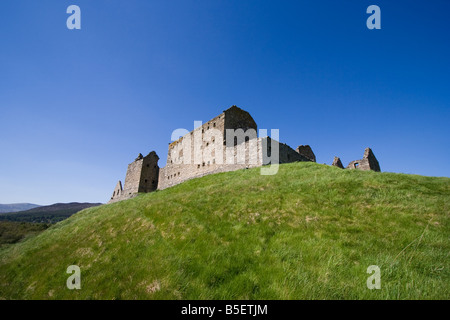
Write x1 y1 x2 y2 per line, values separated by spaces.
345 147 381 172
331 156 344 169
331 148 381 172
108 106 381 203
296 145 316 162
109 151 160 202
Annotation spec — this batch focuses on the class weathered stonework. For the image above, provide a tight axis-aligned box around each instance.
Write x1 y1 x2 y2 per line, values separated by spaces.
109 151 159 203
108 106 315 202
295 145 316 162
108 106 381 203
331 156 344 169
111 181 123 199
346 148 381 172
157 106 311 190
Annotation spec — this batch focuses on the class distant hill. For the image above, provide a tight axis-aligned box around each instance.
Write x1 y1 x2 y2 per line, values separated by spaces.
0 162 448 299
0 202 102 223
0 203 41 213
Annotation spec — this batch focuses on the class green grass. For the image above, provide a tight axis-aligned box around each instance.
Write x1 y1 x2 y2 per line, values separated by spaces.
0 221 49 246
0 162 448 299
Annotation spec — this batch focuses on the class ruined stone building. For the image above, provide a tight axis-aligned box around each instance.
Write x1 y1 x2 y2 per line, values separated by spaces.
108 106 380 203
345 148 381 172
331 148 380 171
110 152 160 202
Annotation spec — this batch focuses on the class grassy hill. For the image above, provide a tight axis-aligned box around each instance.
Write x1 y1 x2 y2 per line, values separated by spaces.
0 162 448 299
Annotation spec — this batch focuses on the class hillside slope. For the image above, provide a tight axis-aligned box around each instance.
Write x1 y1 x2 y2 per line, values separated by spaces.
0 163 448 299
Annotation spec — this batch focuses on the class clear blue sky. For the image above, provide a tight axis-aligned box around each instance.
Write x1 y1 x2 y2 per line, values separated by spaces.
1 0 449 205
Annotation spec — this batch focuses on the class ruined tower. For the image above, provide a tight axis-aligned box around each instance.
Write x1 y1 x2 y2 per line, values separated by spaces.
296 145 316 162
109 151 159 203
331 156 344 169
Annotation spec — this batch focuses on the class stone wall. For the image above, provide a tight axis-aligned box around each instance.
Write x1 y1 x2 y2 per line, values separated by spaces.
346 148 381 172
296 145 316 162
109 181 123 202
158 136 312 190
122 154 145 195
108 105 317 202
331 156 344 169
137 151 160 193
107 105 382 204
108 152 159 203
158 138 258 190
224 106 258 136
158 106 261 189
